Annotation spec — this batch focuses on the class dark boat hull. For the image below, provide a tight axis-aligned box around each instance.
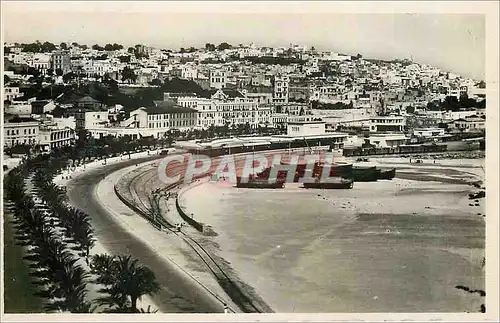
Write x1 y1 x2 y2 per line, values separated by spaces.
352 166 379 182
303 179 354 189
236 181 284 189
275 162 354 182
235 176 284 189
377 168 396 180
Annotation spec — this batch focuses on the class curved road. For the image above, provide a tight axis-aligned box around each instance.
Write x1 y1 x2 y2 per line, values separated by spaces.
65 156 223 313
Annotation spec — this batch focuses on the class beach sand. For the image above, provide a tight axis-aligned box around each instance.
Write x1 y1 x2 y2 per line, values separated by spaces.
179 158 485 313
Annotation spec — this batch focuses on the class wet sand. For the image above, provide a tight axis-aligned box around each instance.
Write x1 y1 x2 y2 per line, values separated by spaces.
180 158 485 313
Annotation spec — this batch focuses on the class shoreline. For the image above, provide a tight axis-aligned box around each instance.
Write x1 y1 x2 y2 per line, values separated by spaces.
177 156 485 313
63 154 228 313
96 161 240 312
6 148 485 314
113 157 274 313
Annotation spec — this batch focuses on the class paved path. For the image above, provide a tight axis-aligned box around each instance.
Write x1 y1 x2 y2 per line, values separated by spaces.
66 156 224 313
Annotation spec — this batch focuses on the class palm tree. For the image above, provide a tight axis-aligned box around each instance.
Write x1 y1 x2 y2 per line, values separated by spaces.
139 305 159 313
91 254 160 312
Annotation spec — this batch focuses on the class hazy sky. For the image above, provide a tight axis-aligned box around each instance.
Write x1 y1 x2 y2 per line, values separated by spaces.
1 2 486 80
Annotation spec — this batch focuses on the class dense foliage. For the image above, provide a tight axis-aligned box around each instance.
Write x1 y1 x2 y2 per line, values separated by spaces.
4 147 161 313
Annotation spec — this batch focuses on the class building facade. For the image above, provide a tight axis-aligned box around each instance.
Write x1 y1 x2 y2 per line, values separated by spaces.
4 117 40 147
4 87 21 101
38 121 75 151
210 69 227 89
273 75 290 105
369 116 406 133
287 116 326 137
51 50 71 74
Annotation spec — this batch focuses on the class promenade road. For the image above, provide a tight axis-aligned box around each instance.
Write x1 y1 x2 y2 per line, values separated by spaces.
66 156 223 313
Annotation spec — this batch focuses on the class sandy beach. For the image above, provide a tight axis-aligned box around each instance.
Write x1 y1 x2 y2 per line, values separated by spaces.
179 157 485 312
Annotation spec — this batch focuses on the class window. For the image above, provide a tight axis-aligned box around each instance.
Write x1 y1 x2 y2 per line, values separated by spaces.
6 130 9 135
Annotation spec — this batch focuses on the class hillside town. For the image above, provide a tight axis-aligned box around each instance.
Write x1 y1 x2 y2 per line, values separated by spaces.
3 40 486 157
3 38 488 315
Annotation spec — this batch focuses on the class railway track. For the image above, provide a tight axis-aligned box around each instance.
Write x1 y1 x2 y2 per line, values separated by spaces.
124 159 269 313
119 148 304 312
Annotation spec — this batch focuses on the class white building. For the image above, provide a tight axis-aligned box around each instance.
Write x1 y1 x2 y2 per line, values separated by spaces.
4 117 40 147
4 87 22 101
367 133 408 148
287 116 326 137
175 89 272 129
273 75 290 105
38 119 75 151
413 128 446 138
29 54 51 75
94 102 198 139
209 69 227 89
369 116 406 133
448 116 485 133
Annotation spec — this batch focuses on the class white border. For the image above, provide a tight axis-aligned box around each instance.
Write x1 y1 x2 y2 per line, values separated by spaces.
1 1 498 322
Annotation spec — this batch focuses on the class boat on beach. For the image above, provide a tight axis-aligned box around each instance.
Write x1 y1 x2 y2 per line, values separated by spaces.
377 168 396 180
302 177 354 189
235 175 285 189
279 161 354 182
352 166 379 182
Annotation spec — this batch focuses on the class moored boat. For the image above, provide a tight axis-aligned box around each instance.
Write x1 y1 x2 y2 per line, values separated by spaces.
351 166 379 182
377 168 396 180
235 177 285 189
303 177 354 189
279 161 354 182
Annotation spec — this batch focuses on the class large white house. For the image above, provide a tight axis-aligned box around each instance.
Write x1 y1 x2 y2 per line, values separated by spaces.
88 101 198 139
369 115 406 133
4 117 40 147
174 89 272 129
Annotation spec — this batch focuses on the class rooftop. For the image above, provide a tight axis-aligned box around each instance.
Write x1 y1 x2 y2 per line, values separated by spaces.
6 117 38 123
77 96 101 103
144 103 198 115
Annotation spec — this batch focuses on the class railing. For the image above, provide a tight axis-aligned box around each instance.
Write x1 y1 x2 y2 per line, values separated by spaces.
175 198 204 232
343 144 447 157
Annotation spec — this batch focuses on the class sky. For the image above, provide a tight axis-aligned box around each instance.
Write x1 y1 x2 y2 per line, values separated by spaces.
1 1 488 80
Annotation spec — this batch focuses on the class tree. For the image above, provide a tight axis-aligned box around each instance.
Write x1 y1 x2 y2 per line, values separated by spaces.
22 42 42 53
4 74 11 84
118 55 131 63
426 101 440 111
92 44 104 51
217 42 232 51
406 106 416 114
60 42 68 50
149 78 163 86
41 41 57 52
92 254 160 312
63 72 76 83
4 46 11 54
127 47 135 54
56 68 64 76
205 43 216 51
179 47 186 53
121 67 137 84
441 96 459 111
